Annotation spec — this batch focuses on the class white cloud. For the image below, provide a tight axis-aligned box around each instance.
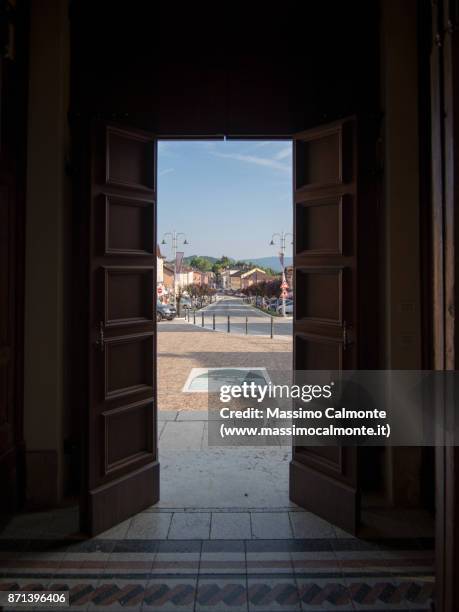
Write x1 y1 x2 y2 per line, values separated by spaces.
211 152 291 174
158 167 175 177
274 146 292 160
247 141 273 150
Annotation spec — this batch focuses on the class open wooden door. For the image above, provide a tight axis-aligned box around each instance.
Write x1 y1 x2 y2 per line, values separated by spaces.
82 123 159 535
290 118 363 534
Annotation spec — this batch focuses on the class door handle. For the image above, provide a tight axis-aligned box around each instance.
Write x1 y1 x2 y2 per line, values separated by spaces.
95 321 105 352
343 320 354 350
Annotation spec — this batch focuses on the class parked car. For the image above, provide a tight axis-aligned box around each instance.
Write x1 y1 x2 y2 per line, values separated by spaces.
157 302 176 321
180 298 192 309
277 300 293 315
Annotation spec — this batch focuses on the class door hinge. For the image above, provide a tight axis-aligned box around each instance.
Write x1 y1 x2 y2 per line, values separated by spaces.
343 321 354 350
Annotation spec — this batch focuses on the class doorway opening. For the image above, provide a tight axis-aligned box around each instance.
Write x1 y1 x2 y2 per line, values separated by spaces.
0 119 435 611
153 136 434 544
156 140 295 522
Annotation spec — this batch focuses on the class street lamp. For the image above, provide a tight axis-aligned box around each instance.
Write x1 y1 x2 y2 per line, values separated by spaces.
270 231 293 317
161 231 189 307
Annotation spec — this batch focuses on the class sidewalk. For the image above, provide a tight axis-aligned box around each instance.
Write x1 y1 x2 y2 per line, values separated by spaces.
157 320 292 411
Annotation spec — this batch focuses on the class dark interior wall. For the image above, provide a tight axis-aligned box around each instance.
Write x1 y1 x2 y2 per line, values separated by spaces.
69 1 380 135
0 0 29 513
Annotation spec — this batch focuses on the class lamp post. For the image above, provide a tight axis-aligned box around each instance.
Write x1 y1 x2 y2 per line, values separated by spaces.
161 231 189 307
270 231 293 317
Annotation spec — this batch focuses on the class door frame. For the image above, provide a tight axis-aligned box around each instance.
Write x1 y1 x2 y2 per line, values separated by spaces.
71 110 446 587
430 0 459 610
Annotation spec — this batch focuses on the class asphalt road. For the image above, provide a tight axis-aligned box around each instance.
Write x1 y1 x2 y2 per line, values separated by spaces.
183 296 292 337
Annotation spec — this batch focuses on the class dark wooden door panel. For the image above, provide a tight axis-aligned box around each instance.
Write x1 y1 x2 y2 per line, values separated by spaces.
103 268 154 327
105 127 156 191
82 123 158 536
294 334 344 371
291 118 359 534
102 398 154 476
296 196 343 255
104 333 154 400
104 194 155 256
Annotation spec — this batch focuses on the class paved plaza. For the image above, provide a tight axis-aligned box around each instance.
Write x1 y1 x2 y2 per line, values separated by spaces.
157 317 292 411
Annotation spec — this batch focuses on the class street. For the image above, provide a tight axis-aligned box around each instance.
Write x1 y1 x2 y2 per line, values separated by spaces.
183 296 292 337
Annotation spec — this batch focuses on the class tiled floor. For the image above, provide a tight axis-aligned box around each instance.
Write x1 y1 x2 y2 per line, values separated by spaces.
0 410 435 610
0 531 434 610
0 501 435 610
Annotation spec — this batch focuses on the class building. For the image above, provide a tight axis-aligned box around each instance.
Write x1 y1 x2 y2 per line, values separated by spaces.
284 265 294 294
192 270 204 285
156 245 164 284
162 266 215 298
163 264 174 292
163 264 193 294
221 268 239 289
191 270 216 288
230 268 268 291
156 246 166 300
176 266 194 290
204 271 216 287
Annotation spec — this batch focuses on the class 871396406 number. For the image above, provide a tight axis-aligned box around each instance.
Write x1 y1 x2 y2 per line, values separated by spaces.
0 591 69 608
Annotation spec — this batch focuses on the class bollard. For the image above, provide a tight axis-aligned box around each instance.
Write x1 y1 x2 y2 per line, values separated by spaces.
213 314 215 330
227 315 230 333
193 309 196 325
202 312 204 327
245 315 248 334
187 309 190 322
270 316 273 339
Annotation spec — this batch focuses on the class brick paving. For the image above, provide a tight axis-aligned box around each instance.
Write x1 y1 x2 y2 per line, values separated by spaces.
157 320 292 411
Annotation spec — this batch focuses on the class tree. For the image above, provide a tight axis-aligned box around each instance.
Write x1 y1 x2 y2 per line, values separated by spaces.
218 255 232 269
265 278 281 297
241 278 281 303
211 262 222 276
264 267 279 277
188 256 212 271
196 284 216 307
185 283 200 304
184 283 216 308
211 255 233 286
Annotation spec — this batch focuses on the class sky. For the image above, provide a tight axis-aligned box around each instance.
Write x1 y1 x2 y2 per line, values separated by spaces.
157 140 293 261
